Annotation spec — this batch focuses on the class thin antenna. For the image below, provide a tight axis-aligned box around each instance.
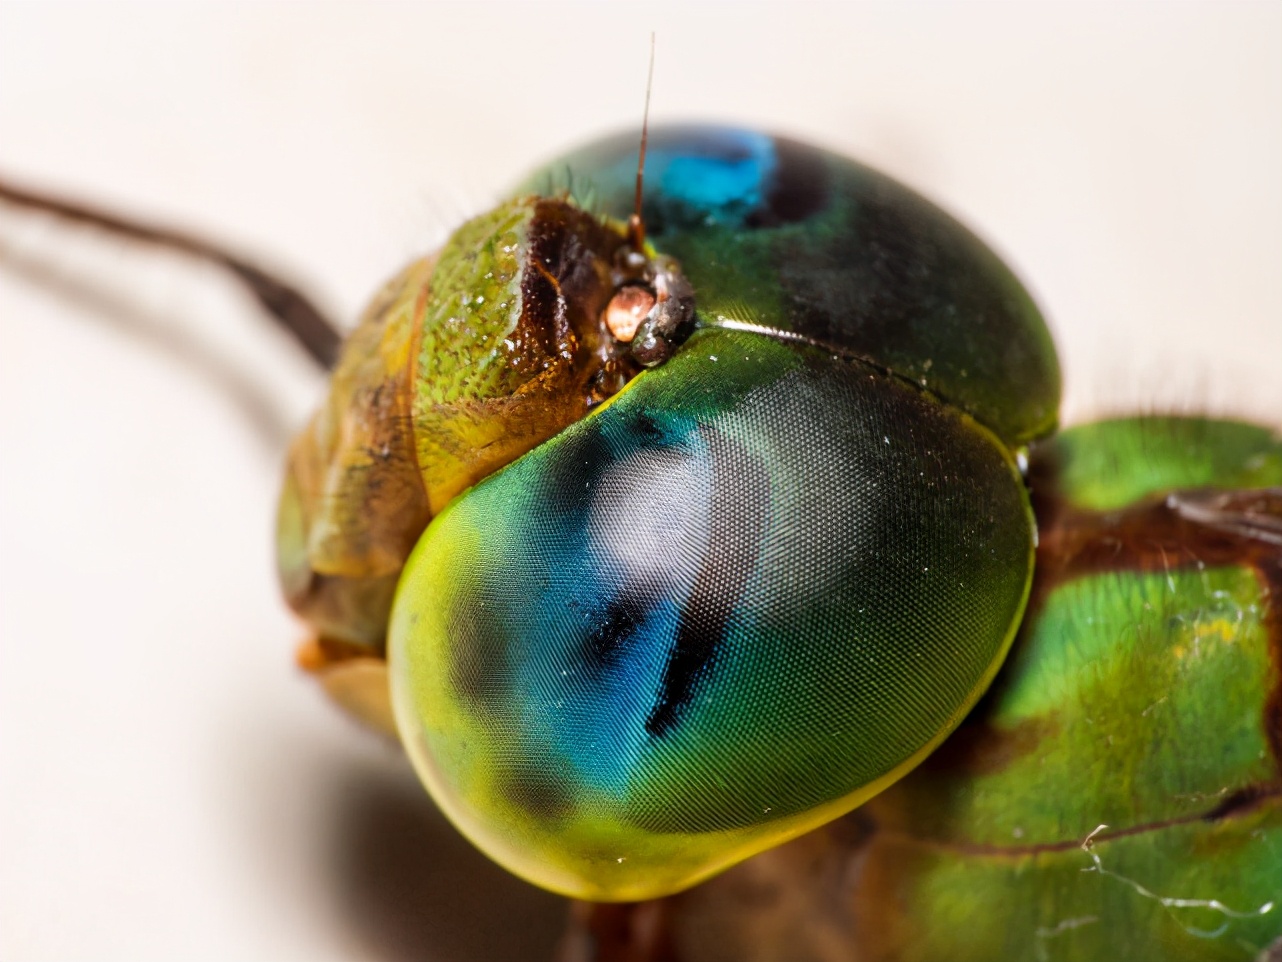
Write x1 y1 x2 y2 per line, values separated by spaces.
627 33 656 254
0 175 344 370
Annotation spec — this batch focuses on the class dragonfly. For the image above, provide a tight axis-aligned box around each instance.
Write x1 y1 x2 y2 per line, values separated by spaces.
6 122 1278 962
0 15 1276 962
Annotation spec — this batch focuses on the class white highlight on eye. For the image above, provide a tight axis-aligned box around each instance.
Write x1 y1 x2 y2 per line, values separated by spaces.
588 444 710 587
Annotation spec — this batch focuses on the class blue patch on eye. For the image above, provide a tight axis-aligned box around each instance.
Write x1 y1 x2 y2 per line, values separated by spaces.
502 412 713 796
530 125 782 229
535 596 684 794
645 129 777 221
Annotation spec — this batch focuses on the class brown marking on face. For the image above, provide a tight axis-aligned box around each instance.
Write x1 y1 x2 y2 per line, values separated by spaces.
915 713 1058 778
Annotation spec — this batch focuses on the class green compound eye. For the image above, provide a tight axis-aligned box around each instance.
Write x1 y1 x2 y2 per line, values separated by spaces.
386 127 1054 900
390 329 1035 900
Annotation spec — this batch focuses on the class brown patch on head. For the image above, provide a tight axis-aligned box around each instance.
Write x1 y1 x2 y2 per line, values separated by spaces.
559 901 678 962
916 714 1058 778
523 197 637 380
412 198 643 517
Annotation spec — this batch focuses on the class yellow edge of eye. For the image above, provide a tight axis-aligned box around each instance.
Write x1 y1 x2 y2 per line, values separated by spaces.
386 391 1036 902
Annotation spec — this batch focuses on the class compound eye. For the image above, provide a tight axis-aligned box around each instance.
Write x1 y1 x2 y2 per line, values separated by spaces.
388 328 1035 901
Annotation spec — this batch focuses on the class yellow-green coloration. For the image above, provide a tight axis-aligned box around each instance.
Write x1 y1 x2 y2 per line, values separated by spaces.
390 327 1035 900
413 202 529 404
283 126 1069 906
1045 417 1282 511
852 804 1280 962
409 197 624 515
277 195 629 652
278 256 434 648
620 417 1281 961
871 567 1278 841
856 565 1281 960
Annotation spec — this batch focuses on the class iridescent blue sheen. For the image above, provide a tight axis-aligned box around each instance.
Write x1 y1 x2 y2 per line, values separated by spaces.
390 328 1035 899
628 128 776 222
523 125 1061 445
383 126 1060 902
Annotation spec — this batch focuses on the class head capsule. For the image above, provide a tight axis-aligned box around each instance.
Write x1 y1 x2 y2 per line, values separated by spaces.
276 193 693 654
380 127 1058 899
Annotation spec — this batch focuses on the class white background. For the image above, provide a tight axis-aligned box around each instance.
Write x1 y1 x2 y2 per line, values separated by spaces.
2 3 1280 960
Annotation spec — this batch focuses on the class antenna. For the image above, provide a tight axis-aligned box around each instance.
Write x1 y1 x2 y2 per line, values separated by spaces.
0 175 343 369
627 33 656 254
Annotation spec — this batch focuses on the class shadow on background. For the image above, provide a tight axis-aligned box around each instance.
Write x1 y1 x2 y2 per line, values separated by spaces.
0 217 311 454
326 764 568 961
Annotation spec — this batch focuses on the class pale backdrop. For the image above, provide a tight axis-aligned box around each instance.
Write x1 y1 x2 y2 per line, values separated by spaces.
2 3 1279 960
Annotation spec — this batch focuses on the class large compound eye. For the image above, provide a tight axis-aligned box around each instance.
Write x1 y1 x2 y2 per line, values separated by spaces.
383 126 1057 901
525 125 1061 447
389 328 1035 901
